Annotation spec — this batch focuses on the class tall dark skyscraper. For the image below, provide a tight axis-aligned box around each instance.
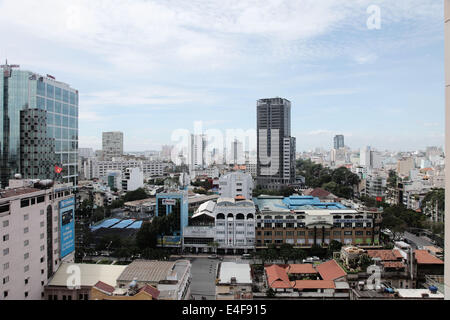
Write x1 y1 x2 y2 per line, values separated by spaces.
334 134 345 149
257 97 296 190
0 62 79 187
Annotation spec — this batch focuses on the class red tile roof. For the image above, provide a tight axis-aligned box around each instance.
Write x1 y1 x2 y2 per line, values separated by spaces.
304 188 334 198
382 261 406 269
286 264 317 274
93 281 115 294
366 250 400 261
316 260 347 281
414 250 444 265
293 280 335 290
140 284 160 299
392 249 403 259
265 265 293 289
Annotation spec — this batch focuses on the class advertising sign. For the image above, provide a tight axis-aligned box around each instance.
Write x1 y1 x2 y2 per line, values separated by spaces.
162 198 177 206
59 197 75 258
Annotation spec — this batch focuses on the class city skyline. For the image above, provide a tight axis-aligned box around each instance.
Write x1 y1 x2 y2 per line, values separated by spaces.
0 0 445 152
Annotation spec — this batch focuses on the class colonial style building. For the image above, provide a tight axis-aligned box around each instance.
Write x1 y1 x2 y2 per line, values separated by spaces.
253 195 381 248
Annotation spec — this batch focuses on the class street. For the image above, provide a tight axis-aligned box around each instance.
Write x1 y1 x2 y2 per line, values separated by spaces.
189 258 219 300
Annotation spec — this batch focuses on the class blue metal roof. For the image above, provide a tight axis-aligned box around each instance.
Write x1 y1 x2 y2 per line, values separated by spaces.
254 195 349 211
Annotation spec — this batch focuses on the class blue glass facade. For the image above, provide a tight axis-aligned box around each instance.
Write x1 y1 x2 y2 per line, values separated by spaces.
0 65 78 187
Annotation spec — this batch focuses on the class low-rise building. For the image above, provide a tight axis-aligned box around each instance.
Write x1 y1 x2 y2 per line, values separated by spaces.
216 262 252 300
116 260 191 300
44 263 127 300
253 195 381 248
262 260 350 299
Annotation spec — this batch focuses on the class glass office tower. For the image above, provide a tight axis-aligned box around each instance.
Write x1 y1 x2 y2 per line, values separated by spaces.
0 62 78 187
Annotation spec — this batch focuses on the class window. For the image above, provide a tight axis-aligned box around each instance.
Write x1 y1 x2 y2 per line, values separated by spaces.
40 221 44 228
40 245 45 251
40 233 44 239
20 199 30 208
3 234 9 241
3 220 9 227
344 231 352 235
3 276 9 284
24 253 30 260
40 209 44 215
25 279 29 285
3 262 9 270
24 240 29 247
3 248 9 256
4 291 8 298
24 214 29 221
24 227 29 234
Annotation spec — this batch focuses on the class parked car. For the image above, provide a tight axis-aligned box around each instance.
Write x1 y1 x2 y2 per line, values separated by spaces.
241 254 252 259
208 254 218 259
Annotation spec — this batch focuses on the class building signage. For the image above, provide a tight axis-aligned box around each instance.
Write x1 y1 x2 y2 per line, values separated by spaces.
335 219 372 223
162 199 177 206
59 197 75 258
305 215 334 226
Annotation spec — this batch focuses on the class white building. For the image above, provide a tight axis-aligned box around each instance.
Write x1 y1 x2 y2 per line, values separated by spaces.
0 179 76 300
121 167 144 192
214 198 255 253
93 160 166 179
360 146 371 167
189 134 207 172
219 171 254 200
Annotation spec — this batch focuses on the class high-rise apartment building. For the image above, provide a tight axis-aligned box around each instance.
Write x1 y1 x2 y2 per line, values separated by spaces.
0 178 75 300
102 131 123 160
188 134 207 172
0 62 79 187
230 139 244 165
334 135 345 149
256 97 296 190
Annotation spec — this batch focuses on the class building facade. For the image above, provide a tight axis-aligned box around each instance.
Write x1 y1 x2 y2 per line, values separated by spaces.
218 171 254 200
102 131 123 160
256 97 296 190
253 195 381 248
334 135 345 150
0 63 79 187
121 167 144 192
93 160 166 179
0 179 76 300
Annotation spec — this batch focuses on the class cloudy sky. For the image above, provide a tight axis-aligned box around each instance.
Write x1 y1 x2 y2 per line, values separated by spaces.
0 0 445 152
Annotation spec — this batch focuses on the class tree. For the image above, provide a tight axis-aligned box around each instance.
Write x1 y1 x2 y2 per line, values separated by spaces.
280 244 294 264
359 254 373 272
328 240 343 256
266 288 276 298
310 244 327 258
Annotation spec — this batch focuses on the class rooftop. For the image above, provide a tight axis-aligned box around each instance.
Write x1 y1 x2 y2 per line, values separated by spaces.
0 187 42 199
286 264 317 274
47 263 127 287
218 262 252 284
316 260 347 281
117 260 176 283
414 250 444 265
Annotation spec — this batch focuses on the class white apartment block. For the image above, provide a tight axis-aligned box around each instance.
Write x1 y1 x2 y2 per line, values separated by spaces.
93 160 166 180
0 179 75 300
219 171 254 200
214 198 255 252
121 167 144 192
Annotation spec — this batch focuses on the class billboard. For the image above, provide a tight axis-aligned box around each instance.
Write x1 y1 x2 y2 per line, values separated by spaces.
157 236 181 247
59 197 75 258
